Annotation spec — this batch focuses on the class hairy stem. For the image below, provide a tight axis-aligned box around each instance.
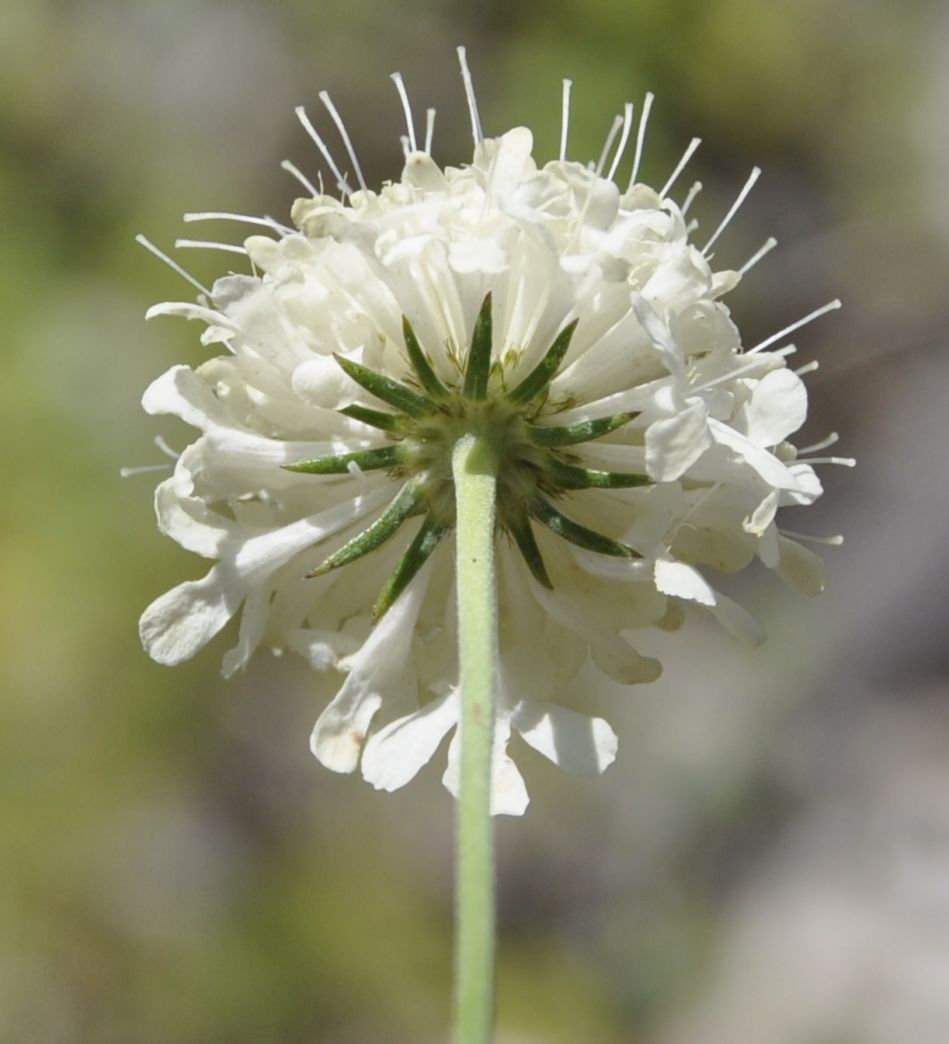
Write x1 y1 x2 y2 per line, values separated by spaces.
452 433 499 1044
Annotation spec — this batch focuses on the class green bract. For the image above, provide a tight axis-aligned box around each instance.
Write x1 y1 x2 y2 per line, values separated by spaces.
284 294 649 616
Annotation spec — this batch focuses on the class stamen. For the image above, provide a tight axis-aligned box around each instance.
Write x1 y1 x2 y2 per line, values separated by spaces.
174 239 248 255
424 107 436 154
739 236 778 276
798 432 840 455
320 90 368 191
400 135 411 159
628 91 654 189
135 235 210 296
595 114 622 176
681 180 703 215
795 360 820 376
280 159 320 197
119 462 172 479
294 105 353 195
389 73 418 154
154 435 179 460
607 102 634 182
703 167 761 254
799 456 855 468
660 137 701 199
456 46 483 146
748 300 841 355
779 529 845 546
183 212 295 235
559 78 572 162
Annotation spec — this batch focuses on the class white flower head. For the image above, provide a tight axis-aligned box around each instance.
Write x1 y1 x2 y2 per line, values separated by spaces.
137 50 850 815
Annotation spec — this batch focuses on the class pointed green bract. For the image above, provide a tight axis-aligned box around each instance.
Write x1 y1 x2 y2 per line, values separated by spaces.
334 353 436 419
526 411 637 447
462 293 494 401
372 512 450 620
527 496 639 558
505 318 579 405
339 404 405 433
307 481 424 577
284 445 403 475
403 316 449 400
545 456 651 490
500 503 552 588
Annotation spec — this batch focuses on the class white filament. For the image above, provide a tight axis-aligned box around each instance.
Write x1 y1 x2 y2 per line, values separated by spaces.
390 73 418 154
628 91 654 189
607 102 634 182
184 212 294 235
294 105 352 195
595 114 623 176
798 432 840 455
659 137 701 199
320 90 368 191
748 300 842 355
739 236 778 276
559 78 572 162
424 108 436 154
135 235 209 295
456 46 483 146
681 180 703 215
703 167 761 254
280 159 320 197
175 239 248 255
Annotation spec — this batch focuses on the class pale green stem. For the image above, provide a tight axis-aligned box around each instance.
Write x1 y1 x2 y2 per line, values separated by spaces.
452 432 499 1044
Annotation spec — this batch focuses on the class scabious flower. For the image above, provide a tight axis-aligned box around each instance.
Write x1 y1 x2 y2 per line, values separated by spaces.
138 51 849 814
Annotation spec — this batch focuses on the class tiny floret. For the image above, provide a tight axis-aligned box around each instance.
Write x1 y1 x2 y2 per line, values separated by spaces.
138 55 848 815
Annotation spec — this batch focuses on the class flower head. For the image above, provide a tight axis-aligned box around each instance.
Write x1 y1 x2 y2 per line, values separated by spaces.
138 51 849 814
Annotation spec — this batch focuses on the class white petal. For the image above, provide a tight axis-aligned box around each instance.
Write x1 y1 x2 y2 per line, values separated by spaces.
512 700 617 777
632 293 683 375
139 564 237 666
708 418 805 491
142 365 234 432
310 563 432 773
488 127 534 200
222 585 271 676
142 489 390 666
645 401 711 481
284 628 359 669
741 368 808 446
654 558 716 606
708 592 766 646
777 536 825 595
441 716 530 817
145 301 238 329
743 489 780 537
154 478 233 558
362 691 458 793
448 238 508 274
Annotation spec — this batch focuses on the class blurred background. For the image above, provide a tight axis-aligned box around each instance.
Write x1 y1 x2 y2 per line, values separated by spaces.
2 0 948 1041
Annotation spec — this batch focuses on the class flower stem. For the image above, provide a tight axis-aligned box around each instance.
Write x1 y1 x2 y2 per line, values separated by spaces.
452 432 499 1044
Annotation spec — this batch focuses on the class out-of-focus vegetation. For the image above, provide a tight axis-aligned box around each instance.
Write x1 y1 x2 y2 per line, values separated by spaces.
2 2 948 1041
